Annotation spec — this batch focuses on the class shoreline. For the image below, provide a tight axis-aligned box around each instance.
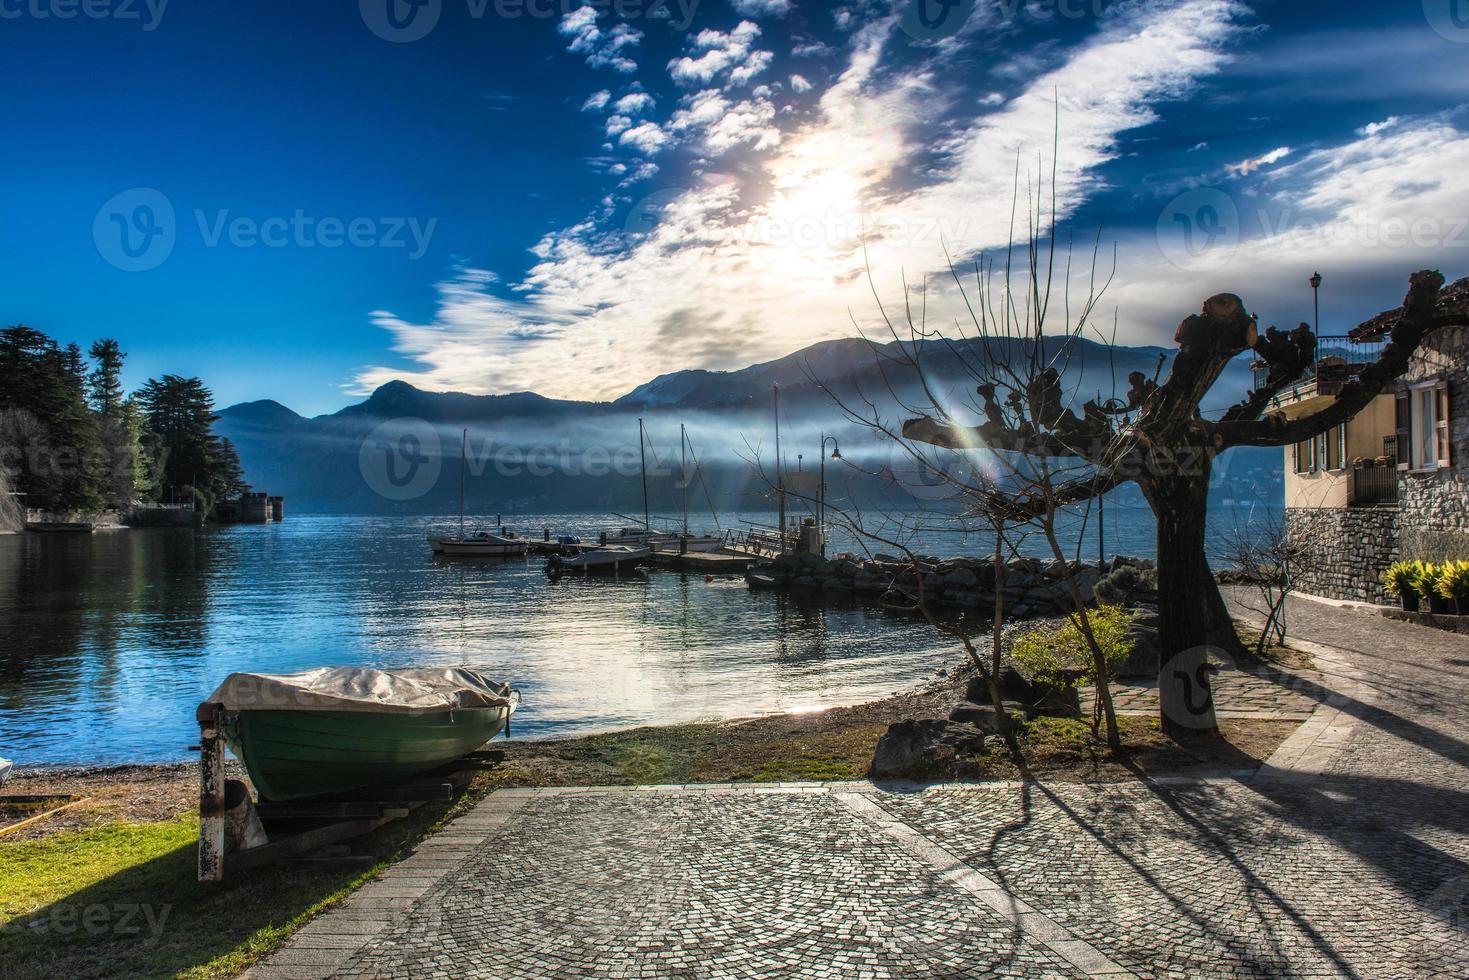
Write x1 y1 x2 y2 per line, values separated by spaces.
5 639 1300 840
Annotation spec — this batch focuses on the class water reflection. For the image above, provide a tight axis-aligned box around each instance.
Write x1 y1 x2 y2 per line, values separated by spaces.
0 517 959 766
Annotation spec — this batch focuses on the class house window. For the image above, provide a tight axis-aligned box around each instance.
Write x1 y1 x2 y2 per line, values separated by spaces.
1293 439 1311 474
1400 380 1452 471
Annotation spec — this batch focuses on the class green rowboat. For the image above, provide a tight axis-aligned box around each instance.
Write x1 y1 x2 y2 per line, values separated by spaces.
206 667 516 802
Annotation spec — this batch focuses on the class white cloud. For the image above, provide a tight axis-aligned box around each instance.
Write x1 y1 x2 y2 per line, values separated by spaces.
731 0 791 16
612 91 656 116
619 121 671 155
1226 146 1292 176
558 7 642 73
789 73 813 93
357 1 1282 401
605 114 633 136
668 89 781 155
668 22 771 88
1104 115 1469 352
581 89 611 112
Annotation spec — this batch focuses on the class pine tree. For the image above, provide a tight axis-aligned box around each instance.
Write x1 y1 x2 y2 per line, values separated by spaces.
136 375 239 511
88 338 126 416
0 325 104 511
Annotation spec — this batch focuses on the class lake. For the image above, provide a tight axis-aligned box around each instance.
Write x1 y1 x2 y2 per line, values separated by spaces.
0 506 1267 766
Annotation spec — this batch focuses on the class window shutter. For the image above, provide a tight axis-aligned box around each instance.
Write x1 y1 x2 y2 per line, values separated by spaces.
1396 392 1411 470
1436 381 1452 469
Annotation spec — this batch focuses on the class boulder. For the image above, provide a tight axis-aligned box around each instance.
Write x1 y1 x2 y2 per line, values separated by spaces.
944 567 979 588
870 719 954 778
1117 622 1162 678
790 575 819 590
1031 680 1082 718
947 701 1025 733
965 667 1035 704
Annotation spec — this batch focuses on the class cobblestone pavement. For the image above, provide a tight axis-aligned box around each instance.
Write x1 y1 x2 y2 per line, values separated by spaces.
250 592 1469 979
1082 664 1320 720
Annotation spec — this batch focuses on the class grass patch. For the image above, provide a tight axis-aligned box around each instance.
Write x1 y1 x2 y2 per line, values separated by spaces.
0 799 461 979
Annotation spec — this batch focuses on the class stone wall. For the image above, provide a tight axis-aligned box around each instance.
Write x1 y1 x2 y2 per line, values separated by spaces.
1399 324 1469 559
1286 506 1399 604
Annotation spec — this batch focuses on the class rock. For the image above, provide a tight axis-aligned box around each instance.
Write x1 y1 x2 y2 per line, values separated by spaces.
870 719 954 778
965 667 1035 704
791 575 818 590
946 589 984 608
1117 622 1162 678
947 701 1025 733
1032 681 1082 718
818 577 849 592
944 567 979 588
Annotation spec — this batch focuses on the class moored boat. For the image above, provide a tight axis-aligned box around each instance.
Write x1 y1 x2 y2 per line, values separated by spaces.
204 667 517 802
436 531 529 558
0 756 12 789
430 428 527 558
545 544 652 579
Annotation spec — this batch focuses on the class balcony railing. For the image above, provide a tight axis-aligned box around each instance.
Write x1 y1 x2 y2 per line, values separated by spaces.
1348 462 1398 506
1252 335 1388 392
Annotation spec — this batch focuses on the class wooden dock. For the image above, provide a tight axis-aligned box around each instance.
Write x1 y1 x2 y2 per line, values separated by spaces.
650 550 760 573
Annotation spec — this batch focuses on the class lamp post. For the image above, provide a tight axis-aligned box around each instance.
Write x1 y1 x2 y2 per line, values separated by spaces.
1310 271 1323 333
818 434 841 557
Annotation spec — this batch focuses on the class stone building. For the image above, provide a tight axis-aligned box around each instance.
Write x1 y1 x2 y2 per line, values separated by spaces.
1272 321 1467 603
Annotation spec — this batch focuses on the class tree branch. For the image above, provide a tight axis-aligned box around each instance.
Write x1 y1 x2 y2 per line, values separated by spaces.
1211 271 1461 448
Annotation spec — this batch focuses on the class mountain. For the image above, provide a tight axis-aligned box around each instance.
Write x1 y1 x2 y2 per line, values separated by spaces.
215 337 1278 515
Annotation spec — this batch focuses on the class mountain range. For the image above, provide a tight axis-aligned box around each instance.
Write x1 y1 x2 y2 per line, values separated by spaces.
215 335 1278 516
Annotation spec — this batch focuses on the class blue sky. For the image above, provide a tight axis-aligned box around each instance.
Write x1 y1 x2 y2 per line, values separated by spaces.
3 0 1468 416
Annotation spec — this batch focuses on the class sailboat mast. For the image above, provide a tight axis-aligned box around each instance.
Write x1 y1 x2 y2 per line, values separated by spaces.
774 384 784 549
681 423 689 536
459 428 466 539
638 417 650 532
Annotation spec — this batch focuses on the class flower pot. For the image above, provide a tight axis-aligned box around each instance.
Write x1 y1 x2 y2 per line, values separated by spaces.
1402 591 1420 613
1429 593 1452 615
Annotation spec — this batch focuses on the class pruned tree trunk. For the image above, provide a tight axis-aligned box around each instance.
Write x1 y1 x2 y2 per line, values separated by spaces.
1141 453 1235 737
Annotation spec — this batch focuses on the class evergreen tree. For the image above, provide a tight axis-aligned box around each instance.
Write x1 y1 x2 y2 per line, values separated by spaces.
0 325 104 511
87 338 126 416
136 375 239 510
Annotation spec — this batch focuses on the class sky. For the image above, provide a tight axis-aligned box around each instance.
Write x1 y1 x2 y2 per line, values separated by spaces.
3 0 1468 416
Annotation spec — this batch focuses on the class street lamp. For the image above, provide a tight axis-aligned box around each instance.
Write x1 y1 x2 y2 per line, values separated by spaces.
818 434 841 557
1310 271 1323 333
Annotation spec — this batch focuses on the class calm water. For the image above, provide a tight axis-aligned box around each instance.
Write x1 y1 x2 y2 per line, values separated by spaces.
0 507 1260 767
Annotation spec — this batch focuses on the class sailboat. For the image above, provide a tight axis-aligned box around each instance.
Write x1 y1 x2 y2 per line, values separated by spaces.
604 422 724 552
428 429 529 558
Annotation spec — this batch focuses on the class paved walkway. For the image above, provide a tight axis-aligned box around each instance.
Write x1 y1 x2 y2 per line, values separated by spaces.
251 592 1469 978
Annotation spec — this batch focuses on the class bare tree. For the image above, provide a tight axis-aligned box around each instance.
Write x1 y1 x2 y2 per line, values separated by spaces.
776 175 1136 749
901 269 1469 734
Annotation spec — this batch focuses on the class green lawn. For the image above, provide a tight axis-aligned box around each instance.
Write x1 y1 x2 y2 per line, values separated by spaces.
0 808 450 979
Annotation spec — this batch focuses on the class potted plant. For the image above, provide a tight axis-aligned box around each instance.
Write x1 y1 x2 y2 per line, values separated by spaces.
1438 560 1469 616
1383 561 1421 612
1415 562 1451 615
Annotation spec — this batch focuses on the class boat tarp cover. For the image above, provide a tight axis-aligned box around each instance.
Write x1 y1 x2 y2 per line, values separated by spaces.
0 757 11 787
207 667 513 714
